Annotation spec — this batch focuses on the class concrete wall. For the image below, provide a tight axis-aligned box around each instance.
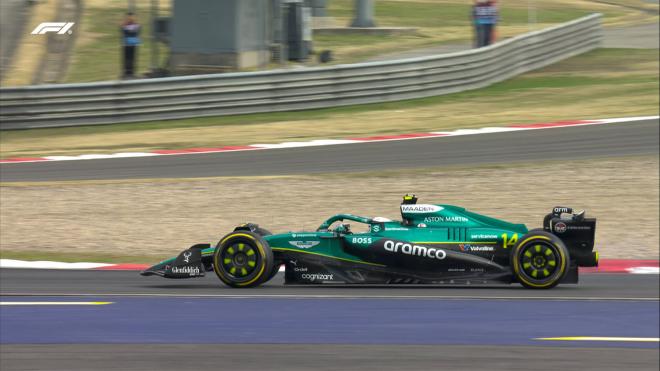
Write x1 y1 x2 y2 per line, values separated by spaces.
169 0 270 73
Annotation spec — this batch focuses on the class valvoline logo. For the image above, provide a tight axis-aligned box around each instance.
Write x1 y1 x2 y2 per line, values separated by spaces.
458 244 495 252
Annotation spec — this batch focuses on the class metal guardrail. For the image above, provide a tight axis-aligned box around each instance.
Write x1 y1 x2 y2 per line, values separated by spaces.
0 14 602 130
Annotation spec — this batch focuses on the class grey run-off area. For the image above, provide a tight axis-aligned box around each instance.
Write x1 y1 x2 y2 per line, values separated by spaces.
1 119 657 182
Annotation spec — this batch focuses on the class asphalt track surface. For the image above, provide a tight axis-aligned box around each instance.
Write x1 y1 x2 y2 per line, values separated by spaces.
1 269 659 370
1 119 658 182
1 269 659 299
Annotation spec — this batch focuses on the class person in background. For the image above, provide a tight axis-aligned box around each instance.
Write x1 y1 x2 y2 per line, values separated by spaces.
472 0 498 48
488 0 498 44
120 12 141 78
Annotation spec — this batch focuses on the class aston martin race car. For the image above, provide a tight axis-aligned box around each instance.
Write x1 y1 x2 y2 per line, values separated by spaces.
142 195 598 289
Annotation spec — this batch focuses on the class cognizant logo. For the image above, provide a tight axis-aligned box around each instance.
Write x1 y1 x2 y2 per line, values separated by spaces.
301 273 334 281
384 240 446 260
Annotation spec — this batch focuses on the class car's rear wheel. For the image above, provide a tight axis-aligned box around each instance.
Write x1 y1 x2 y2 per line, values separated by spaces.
213 231 273 288
511 230 569 289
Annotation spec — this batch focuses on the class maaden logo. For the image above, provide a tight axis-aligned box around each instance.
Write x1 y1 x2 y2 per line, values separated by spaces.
400 204 443 214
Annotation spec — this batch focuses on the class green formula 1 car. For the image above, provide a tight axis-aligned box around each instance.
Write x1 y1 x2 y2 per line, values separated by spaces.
142 195 598 289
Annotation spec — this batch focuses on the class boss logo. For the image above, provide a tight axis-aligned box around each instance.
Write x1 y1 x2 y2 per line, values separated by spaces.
352 237 373 244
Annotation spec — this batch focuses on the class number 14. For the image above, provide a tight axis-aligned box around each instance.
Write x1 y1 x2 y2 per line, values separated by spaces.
502 233 518 249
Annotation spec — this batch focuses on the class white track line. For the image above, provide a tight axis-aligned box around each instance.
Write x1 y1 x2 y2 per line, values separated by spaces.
0 301 113 305
44 153 160 161
0 259 113 270
596 116 659 124
1 293 657 301
627 267 660 274
535 337 659 342
430 127 525 135
252 139 360 149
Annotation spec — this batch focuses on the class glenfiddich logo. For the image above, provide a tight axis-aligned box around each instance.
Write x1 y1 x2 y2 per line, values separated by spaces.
171 266 201 276
182 251 192 263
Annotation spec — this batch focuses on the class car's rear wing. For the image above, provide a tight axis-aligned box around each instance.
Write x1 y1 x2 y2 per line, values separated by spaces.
543 207 598 267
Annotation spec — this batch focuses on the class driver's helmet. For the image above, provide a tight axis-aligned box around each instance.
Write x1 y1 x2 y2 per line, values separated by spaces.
334 223 351 234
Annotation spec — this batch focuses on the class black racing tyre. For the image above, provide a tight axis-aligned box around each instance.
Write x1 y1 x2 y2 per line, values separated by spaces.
511 230 570 289
255 227 272 236
213 231 273 288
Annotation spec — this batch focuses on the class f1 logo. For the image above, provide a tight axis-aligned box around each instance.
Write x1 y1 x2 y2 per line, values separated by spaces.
31 22 75 35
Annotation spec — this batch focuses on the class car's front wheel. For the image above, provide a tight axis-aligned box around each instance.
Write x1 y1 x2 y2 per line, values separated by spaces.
213 231 273 288
511 230 569 289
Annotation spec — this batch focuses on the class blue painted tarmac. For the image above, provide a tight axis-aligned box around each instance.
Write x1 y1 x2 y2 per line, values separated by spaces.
1 297 657 348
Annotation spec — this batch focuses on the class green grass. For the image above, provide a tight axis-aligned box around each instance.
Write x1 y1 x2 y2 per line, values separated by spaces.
0 104 398 139
329 0 594 27
314 33 395 47
313 0 604 64
64 6 168 82
61 0 647 83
